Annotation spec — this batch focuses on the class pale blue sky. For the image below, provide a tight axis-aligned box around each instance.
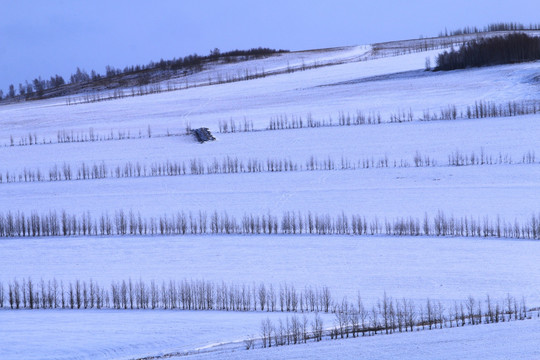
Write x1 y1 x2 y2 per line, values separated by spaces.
1 0 539 92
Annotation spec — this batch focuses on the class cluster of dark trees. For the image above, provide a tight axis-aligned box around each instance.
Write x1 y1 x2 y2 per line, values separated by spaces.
0 47 287 101
439 22 540 37
0 209 539 240
0 75 66 101
141 47 287 73
435 34 540 70
207 47 288 62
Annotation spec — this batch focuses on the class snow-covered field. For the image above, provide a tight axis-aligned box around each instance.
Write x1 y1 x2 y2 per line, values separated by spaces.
2 310 538 360
0 310 336 360
1 32 539 359
2 164 540 222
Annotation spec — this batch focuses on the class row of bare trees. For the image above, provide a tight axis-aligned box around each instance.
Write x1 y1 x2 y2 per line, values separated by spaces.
447 149 535 166
66 84 165 105
261 100 540 133
4 125 186 148
218 118 255 133
65 82 192 106
257 292 533 350
2 147 536 184
266 112 384 131
422 101 540 121
1 278 330 313
1 209 540 240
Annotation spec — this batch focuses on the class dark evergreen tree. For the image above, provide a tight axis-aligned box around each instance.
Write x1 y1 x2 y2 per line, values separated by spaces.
435 34 540 71
8 84 15 98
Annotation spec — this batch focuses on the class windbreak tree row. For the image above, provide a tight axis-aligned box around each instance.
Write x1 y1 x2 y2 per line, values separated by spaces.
258 293 533 349
0 210 539 240
5 125 188 147
1 149 536 184
1 278 331 313
223 100 540 133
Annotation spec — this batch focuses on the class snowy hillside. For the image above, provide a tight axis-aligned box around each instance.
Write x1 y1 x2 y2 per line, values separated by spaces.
1 31 539 360
1 40 539 140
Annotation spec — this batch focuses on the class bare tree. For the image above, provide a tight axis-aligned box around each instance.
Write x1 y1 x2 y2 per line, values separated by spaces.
312 313 324 341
